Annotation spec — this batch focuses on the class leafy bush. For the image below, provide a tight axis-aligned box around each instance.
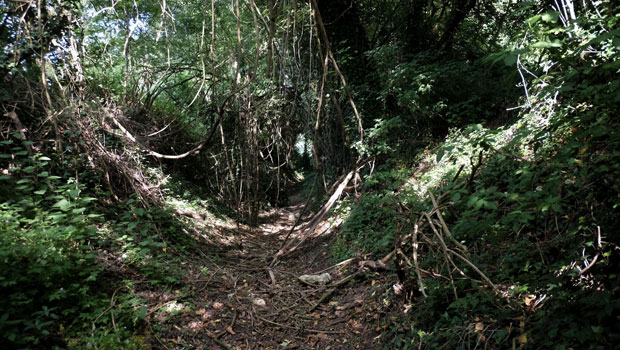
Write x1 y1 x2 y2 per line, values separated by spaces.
0 137 102 347
0 136 150 348
332 166 410 260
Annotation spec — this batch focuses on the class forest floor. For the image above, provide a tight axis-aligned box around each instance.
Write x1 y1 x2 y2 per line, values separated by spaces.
130 195 395 350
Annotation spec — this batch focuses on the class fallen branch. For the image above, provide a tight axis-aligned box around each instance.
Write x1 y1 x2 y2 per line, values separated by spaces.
412 223 428 297
423 211 459 299
306 269 362 313
207 333 233 350
310 257 357 275
272 170 354 261
421 211 499 294
447 248 499 293
174 208 204 220
107 110 213 159
307 288 336 313
268 176 318 268
207 309 237 350
429 191 468 252
579 226 603 276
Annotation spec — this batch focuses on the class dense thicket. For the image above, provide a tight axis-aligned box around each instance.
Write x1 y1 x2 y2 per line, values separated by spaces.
1 0 619 348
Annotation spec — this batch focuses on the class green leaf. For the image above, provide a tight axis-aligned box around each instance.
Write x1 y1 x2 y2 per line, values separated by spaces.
22 166 35 173
53 199 72 211
436 149 445 162
68 189 80 199
49 213 67 221
484 201 498 210
531 40 562 48
503 53 518 66
474 199 484 210
526 14 542 26
541 12 559 23
72 207 86 214
136 306 147 320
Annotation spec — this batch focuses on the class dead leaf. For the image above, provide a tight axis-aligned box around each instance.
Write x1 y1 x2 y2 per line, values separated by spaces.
316 333 328 341
524 295 536 306
253 298 266 307
213 302 224 310
307 335 318 347
226 326 236 335
189 321 204 332
518 333 527 344
393 283 403 295
475 322 484 331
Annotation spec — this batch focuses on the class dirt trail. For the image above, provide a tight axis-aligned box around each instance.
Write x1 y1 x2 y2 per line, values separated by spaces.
141 202 391 350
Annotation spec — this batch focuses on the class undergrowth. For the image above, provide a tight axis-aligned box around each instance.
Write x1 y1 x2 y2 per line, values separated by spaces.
330 7 620 348
0 133 204 349
333 108 620 349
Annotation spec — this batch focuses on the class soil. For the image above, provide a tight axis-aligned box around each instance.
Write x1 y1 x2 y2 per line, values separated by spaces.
129 200 397 350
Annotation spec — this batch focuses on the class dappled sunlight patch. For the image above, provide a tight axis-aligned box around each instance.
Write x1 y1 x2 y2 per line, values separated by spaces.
407 112 551 198
162 300 185 314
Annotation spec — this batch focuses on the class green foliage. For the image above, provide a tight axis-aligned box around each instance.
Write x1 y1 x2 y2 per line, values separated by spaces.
332 166 410 260
110 197 191 285
0 137 102 347
0 136 157 348
2 0 620 349
339 4 620 349
333 192 397 260
361 47 519 163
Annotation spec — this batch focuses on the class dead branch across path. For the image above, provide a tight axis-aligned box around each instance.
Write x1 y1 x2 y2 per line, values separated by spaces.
270 158 373 266
306 264 368 313
271 170 353 264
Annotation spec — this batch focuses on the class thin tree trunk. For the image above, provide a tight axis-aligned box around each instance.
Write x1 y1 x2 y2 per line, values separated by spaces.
310 0 364 145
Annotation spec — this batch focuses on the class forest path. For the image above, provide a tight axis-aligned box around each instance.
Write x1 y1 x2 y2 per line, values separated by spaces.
143 199 389 350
